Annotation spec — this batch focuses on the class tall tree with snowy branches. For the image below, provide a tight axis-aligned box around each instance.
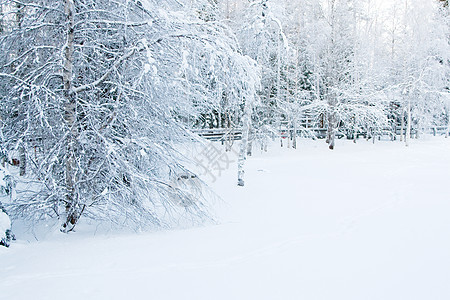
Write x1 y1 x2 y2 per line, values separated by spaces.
0 0 258 231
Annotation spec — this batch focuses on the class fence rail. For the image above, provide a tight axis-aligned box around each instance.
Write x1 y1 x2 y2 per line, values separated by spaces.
193 126 449 141
192 128 243 141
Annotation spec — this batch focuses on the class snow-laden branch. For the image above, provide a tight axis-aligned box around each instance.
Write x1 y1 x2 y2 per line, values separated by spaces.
73 19 149 28
71 44 144 94
4 0 63 13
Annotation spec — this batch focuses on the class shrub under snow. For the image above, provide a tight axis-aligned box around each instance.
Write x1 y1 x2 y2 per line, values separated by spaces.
0 203 12 247
0 166 14 247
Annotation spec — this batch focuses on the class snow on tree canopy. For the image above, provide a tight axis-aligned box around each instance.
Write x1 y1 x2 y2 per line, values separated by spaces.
0 0 259 231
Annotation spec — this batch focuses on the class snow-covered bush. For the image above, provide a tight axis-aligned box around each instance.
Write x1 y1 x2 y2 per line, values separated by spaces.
0 166 14 197
0 203 12 247
0 166 14 247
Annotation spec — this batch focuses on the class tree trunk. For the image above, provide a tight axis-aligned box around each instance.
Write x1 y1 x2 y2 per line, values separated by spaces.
280 120 283 147
292 120 297 149
276 30 282 149
400 108 404 142
238 98 252 187
246 129 253 156
287 118 291 149
19 145 26 176
61 0 79 232
327 111 335 150
0 3 3 34
446 108 449 138
405 100 411 147
225 115 232 152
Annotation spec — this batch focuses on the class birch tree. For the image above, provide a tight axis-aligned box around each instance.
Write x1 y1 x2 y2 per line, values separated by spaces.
230 0 290 145
382 0 449 144
0 0 256 231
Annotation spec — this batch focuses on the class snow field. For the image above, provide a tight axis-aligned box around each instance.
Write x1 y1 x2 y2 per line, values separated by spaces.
1 137 450 300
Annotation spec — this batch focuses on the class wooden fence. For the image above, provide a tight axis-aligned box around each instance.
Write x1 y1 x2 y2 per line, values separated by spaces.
193 126 449 141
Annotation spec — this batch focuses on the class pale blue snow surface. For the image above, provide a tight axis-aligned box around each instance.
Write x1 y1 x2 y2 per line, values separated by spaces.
1 136 450 300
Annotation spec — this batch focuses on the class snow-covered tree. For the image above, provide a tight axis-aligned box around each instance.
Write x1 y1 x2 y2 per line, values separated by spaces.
0 0 258 231
380 0 450 145
228 1 290 145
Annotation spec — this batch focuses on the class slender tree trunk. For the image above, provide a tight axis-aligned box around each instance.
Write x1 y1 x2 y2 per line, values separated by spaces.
446 111 450 138
276 30 282 148
1 117 4 167
327 0 337 151
293 49 298 150
405 100 411 147
287 117 291 149
238 98 252 187
400 108 404 142
225 114 232 152
19 145 26 176
327 108 335 150
292 120 297 149
62 0 78 232
444 107 449 138
279 120 283 147
247 129 253 156
0 3 3 34
13 3 26 177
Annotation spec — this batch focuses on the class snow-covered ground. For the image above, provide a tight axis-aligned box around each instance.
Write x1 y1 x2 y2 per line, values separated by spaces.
1 137 450 300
